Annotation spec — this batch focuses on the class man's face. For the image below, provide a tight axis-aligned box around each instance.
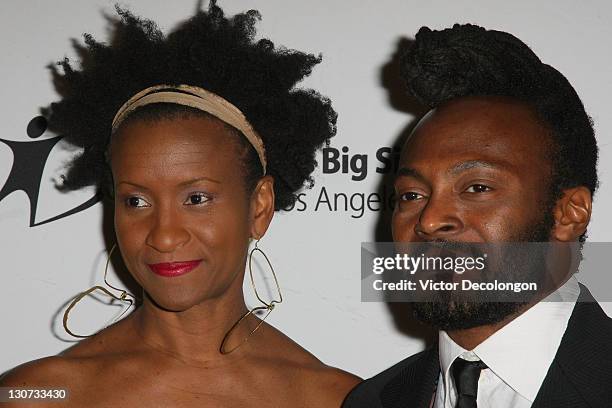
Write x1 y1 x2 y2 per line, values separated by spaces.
392 96 556 329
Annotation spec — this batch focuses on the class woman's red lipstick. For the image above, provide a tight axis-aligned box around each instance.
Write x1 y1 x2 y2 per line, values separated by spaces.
147 260 202 277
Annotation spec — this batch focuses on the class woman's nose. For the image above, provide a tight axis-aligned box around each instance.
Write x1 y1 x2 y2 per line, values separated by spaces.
145 208 190 253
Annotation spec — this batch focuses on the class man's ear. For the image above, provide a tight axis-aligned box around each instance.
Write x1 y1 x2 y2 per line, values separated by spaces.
249 175 275 240
552 186 592 242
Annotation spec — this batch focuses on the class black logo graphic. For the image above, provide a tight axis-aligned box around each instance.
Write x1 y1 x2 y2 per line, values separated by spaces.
0 116 100 226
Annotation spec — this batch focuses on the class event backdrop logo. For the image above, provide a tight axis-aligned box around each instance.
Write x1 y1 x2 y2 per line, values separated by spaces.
283 145 401 218
0 116 100 227
0 117 400 225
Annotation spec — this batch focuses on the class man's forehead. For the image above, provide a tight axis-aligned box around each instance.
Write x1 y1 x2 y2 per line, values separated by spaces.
401 97 549 154
396 97 555 182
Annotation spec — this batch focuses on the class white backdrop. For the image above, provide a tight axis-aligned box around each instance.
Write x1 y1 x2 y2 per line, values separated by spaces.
1 0 611 378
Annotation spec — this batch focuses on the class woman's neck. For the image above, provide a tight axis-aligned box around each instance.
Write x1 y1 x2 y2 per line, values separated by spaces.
132 282 251 365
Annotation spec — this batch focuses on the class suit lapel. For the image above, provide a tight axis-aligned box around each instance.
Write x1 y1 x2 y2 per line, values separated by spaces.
532 284 612 408
377 285 612 408
531 359 586 408
380 345 440 408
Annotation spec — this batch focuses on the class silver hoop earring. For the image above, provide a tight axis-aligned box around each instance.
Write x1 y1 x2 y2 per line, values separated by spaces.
62 244 137 338
248 239 283 307
220 239 283 354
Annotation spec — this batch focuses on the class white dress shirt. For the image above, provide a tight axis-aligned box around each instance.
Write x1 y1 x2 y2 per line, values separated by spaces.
434 276 580 408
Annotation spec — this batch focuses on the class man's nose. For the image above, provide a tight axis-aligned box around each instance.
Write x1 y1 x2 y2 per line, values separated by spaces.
415 193 463 240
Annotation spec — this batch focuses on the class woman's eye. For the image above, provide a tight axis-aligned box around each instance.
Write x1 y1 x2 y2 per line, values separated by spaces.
184 192 211 205
465 184 492 193
125 196 150 208
399 192 424 201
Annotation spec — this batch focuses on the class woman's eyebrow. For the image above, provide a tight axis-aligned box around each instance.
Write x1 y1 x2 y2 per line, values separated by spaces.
117 181 151 191
117 176 221 191
177 176 222 186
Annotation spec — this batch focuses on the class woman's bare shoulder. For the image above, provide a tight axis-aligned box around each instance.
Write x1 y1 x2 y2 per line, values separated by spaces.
0 320 138 388
0 356 84 407
0 350 130 408
255 323 362 406
0 355 79 388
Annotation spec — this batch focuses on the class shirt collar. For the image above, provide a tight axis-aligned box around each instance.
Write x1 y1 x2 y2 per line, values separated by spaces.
438 276 579 402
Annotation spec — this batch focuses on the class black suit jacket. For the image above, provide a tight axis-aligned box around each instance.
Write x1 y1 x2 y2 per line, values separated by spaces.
343 285 612 408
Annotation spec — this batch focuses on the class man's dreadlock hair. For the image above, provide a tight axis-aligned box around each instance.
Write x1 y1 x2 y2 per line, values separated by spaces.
44 1 336 210
401 23 598 241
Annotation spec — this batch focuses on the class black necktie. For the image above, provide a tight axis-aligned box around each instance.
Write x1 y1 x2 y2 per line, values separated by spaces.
451 358 488 408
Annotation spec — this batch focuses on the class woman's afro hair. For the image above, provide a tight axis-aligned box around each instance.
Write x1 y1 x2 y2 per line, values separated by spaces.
44 1 337 210
400 24 598 198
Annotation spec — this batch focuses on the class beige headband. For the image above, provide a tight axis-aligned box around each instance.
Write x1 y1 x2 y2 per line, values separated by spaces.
112 84 267 173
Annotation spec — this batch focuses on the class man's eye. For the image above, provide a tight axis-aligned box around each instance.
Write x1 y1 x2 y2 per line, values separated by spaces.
399 192 424 201
184 192 211 205
465 184 492 193
126 197 150 208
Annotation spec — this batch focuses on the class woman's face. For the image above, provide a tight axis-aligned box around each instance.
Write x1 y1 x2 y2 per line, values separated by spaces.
110 115 273 311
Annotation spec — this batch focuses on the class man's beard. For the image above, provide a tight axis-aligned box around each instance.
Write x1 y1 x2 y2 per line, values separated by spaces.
409 203 556 331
